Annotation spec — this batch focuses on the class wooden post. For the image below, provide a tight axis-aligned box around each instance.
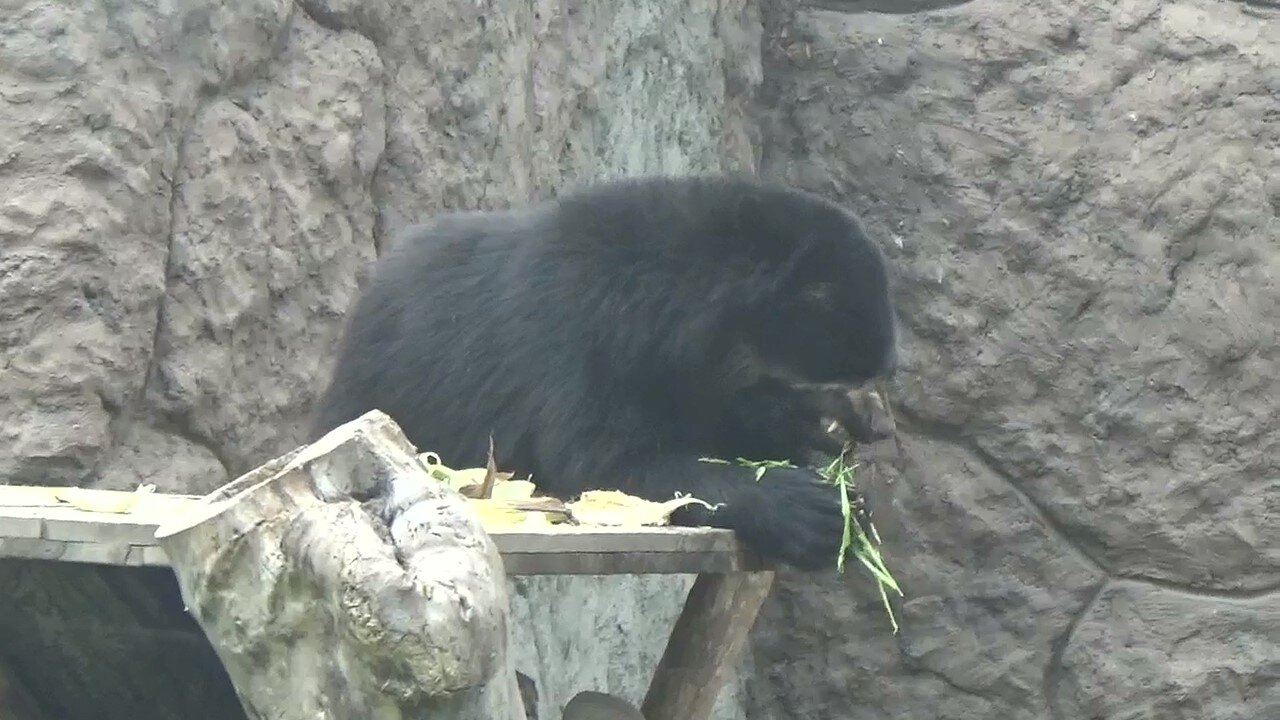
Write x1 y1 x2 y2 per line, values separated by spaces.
641 570 775 720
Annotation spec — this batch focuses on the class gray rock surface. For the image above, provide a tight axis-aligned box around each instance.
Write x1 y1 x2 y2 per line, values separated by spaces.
750 0 1279 718
1 0 761 491
1054 581 1280 719
5 0 1278 719
1 1 758 719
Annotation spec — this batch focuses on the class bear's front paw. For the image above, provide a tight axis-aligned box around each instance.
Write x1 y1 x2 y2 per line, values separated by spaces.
718 467 864 571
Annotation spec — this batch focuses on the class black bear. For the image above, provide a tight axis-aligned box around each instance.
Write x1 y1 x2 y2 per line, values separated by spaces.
310 175 897 570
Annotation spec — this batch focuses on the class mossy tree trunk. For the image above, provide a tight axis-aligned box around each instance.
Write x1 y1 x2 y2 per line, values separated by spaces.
156 411 525 720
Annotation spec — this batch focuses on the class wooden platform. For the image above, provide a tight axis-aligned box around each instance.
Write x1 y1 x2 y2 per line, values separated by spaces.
1 484 773 720
0 485 760 576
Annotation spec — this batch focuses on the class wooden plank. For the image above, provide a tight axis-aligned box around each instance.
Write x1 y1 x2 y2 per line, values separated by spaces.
0 507 157 544
0 485 202 510
53 540 136 565
123 544 171 567
0 487 201 544
0 515 42 539
40 512 160 544
0 486 754 576
0 537 70 563
642 571 776 720
0 537 142 566
0 537 754 576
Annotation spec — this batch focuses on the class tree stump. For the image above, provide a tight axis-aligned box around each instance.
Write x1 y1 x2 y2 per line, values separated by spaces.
155 410 525 720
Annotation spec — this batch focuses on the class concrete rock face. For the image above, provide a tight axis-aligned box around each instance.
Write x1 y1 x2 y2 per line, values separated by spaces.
1 0 760 492
6 0 1278 719
750 0 1279 718
1 0 379 493
1 1 758 719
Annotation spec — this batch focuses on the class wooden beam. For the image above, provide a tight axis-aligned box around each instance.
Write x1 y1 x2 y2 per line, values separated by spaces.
642 570 775 720
0 486 756 576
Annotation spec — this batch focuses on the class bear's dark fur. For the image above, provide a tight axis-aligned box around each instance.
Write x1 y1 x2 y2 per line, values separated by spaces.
310 176 897 570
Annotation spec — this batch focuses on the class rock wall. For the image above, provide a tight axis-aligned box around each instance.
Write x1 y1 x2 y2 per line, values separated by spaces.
750 0 1279 718
0 0 760 492
1 1 760 718
6 0 1278 718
